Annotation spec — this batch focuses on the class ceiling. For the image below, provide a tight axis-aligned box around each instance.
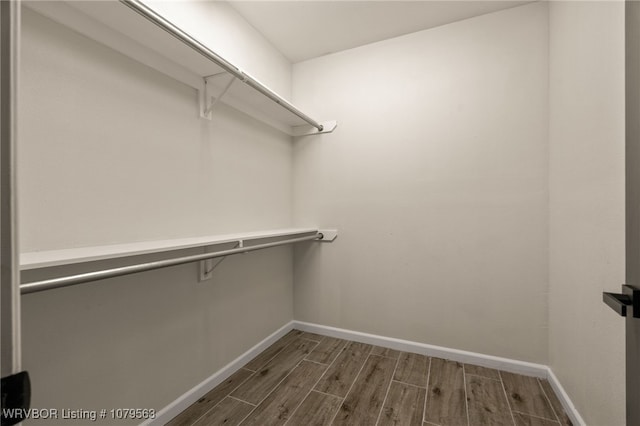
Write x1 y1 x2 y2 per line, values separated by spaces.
228 1 534 63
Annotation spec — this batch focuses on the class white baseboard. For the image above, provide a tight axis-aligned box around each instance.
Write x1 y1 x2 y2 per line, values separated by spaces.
143 320 295 426
293 320 547 377
293 320 585 426
146 320 585 426
546 368 587 426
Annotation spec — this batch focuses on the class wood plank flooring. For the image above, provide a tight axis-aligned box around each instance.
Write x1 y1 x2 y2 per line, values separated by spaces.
167 330 573 426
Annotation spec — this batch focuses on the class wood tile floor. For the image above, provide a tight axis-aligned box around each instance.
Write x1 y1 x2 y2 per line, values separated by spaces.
167 330 573 426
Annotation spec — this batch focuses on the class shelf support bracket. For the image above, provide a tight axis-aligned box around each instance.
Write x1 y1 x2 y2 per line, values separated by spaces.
201 74 236 120
199 241 240 282
317 229 338 242
292 120 338 137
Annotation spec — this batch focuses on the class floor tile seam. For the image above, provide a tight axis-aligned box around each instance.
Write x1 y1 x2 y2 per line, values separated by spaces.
282 339 348 426
245 336 296 372
234 405 255 426
186 367 256 426
377 354 401 360
394 354 429 383
310 339 351 395
390 379 427 390
306 341 347 366
464 372 501 382
226 395 256 407
536 378 562 423
307 334 327 344
512 409 562 423
312 389 345 399
462 364 471 426
303 358 330 366
422 357 432 425
237 360 306 425
327 351 373 425
374 355 401 425
238 339 321 422
498 370 518 426
313 339 368 396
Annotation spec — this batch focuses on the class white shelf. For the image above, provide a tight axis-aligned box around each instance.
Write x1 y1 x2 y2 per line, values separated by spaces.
24 1 335 136
20 228 319 270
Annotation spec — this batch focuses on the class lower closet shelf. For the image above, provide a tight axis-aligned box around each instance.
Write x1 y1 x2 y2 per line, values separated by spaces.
19 228 334 295
20 228 320 270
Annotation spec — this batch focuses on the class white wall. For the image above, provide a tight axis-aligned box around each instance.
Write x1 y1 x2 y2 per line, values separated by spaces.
20 1 293 252
548 2 626 425
19 4 293 422
292 2 550 363
143 0 292 99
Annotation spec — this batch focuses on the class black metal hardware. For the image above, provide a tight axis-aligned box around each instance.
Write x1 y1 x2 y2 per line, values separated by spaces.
604 292 632 316
1 371 31 426
603 285 640 318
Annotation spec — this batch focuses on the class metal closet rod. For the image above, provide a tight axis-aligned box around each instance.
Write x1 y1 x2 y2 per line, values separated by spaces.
119 0 324 132
20 233 323 295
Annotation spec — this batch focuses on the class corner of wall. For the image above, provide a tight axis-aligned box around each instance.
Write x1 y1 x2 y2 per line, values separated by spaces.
547 1 626 424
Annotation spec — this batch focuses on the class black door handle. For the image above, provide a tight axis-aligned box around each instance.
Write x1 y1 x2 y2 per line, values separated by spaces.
603 285 640 318
603 292 632 316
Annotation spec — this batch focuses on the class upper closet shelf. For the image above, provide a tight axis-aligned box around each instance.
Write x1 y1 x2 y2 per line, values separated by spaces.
24 0 337 137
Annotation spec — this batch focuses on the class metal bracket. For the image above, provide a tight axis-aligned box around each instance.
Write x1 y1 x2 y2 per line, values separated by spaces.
292 120 338 137
200 73 236 120
198 232 331 281
318 229 338 242
198 241 241 282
